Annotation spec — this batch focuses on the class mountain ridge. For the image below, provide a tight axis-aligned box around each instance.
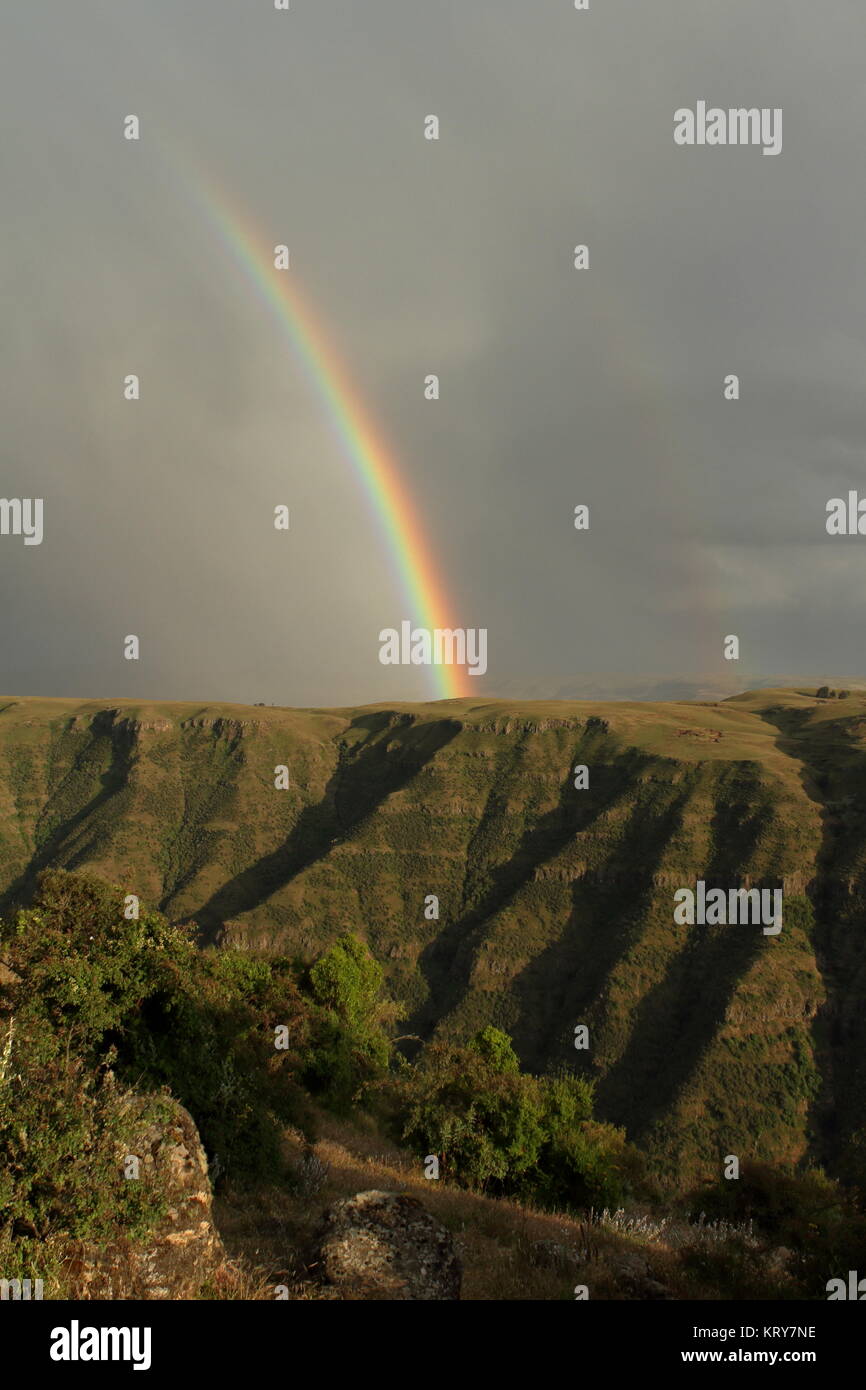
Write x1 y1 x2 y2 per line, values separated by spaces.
1 686 864 1185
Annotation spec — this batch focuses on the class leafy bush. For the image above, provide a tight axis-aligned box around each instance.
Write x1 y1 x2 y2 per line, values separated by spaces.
0 871 321 1189
391 1031 544 1190
121 948 314 1184
533 1085 635 1211
0 1021 166 1247
301 933 392 1109
0 874 398 1203
387 1027 642 1209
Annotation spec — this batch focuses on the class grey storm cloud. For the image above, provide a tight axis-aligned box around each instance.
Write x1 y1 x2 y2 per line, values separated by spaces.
2 0 865 705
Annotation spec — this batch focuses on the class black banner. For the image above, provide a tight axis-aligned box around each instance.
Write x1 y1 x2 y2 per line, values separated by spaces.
3 1298 859 1377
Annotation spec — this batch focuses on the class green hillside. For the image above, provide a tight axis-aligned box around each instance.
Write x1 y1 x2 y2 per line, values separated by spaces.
1 686 864 1185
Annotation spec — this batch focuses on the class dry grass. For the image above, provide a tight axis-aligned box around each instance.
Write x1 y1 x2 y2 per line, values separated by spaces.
212 1111 694 1301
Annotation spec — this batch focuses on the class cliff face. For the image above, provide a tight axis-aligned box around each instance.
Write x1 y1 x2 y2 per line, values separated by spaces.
0 687 863 1183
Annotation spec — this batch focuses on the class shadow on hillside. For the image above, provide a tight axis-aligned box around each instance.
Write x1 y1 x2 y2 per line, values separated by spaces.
508 765 702 1073
593 762 772 1141
403 731 657 1045
0 711 137 914
756 701 866 1177
186 712 462 945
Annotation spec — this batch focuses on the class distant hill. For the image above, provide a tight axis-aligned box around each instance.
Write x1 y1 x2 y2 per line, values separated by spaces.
486 673 866 703
2 686 865 1185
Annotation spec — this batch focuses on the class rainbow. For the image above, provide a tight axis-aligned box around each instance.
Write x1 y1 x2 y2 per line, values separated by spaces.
184 173 469 700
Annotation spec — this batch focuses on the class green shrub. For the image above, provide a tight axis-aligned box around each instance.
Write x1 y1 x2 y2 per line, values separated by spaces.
392 1033 545 1190
301 933 392 1109
0 1005 168 1287
0 872 314 1191
388 1028 644 1209
531 1073 635 1210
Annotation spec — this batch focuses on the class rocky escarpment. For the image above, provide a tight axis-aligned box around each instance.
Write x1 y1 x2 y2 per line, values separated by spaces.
1 689 865 1183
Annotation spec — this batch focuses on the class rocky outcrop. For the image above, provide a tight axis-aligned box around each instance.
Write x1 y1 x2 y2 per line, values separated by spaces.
65 1096 225 1299
315 1190 461 1300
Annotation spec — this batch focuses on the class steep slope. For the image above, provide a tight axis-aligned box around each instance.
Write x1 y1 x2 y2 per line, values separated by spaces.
0 688 857 1183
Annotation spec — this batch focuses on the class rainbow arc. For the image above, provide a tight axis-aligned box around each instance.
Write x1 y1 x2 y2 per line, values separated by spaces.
186 173 469 700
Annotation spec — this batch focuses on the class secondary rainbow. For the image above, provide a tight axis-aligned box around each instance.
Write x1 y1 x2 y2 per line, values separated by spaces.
186 173 469 700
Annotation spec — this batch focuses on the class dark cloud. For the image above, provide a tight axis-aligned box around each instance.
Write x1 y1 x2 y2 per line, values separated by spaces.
2 1 864 704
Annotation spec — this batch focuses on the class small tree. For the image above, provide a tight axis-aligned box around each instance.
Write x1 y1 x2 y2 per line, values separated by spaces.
309 933 384 1030
469 1024 520 1074
303 934 391 1108
395 1032 544 1190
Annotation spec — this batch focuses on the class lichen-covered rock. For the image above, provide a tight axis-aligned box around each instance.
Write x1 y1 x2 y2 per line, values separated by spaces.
316 1190 461 1300
65 1096 225 1299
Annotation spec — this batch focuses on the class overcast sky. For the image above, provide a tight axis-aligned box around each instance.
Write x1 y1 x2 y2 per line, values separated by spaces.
2 0 865 706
